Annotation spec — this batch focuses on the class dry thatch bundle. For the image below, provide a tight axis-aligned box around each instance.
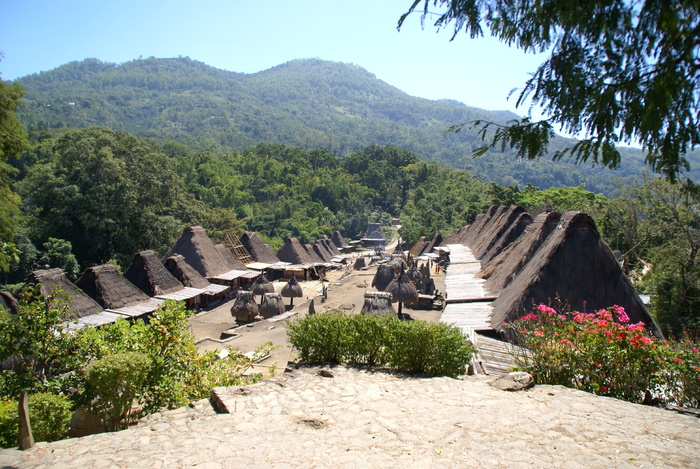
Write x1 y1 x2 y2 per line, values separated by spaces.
372 264 395 291
231 291 258 322
164 226 237 278
479 211 561 293
27 268 103 318
276 237 317 265
386 269 418 316
251 273 274 302
75 264 150 310
280 275 303 306
163 255 211 289
240 232 280 264
124 251 184 297
387 257 407 272
490 211 661 337
260 293 285 318
362 291 395 316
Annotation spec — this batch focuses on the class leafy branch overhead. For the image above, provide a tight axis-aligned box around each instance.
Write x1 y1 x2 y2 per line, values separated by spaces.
401 0 700 180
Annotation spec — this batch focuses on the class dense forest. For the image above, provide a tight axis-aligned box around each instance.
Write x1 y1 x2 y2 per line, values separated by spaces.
15 57 695 196
1 57 699 336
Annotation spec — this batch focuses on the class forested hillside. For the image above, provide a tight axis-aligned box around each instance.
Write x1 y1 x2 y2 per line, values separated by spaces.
14 57 663 196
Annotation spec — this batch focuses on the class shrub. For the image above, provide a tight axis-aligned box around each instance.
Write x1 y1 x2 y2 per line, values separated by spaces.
287 311 476 378
0 393 73 448
509 304 700 406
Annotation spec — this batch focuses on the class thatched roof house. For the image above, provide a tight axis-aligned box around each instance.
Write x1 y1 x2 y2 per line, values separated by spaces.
361 223 386 246
372 264 395 292
164 226 239 278
320 235 340 256
75 264 162 318
27 268 103 319
489 211 661 336
331 231 352 252
456 205 501 246
409 236 428 257
472 206 531 262
276 238 317 265
215 244 247 270
479 211 561 293
240 232 280 264
164 255 229 304
124 251 184 297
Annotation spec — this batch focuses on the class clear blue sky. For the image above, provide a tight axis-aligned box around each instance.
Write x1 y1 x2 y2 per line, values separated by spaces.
0 0 546 115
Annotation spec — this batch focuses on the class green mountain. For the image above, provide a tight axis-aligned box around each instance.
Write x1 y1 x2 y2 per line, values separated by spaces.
14 56 663 195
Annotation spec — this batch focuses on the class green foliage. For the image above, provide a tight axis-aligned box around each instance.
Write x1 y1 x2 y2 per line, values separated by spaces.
36 238 80 281
509 304 700 407
0 393 73 448
287 312 476 378
85 352 151 431
401 0 700 180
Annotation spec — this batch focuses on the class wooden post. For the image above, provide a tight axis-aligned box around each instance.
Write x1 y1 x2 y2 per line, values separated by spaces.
18 391 34 450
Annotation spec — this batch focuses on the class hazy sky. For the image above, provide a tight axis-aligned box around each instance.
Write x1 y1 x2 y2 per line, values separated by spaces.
0 0 546 115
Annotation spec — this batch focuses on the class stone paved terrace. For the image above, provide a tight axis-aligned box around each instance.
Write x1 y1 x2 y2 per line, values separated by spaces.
1 366 699 468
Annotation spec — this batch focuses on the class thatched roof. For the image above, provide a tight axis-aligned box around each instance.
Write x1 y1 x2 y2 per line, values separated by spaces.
362 223 386 241
240 232 280 264
372 264 395 291
75 264 151 310
311 242 332 263
231 291 258 322
457 205 501 245
260 293 285 318
479 211 561 293
386 269 419 304
362 291 395 316
304 243 325 264
163 226 237 278
163 255 211 289
281 275 303 298
409 236 428 257
276 238 317 265
472 206 530 261
331 231 351 250
315 239 336 260
443 226 468 245
490 211 661 337
353 257 367 270
124 251 184 297
251 274 275 297
424 232 444 254
27 268 103 318
320 236 341 255
215 244 247 270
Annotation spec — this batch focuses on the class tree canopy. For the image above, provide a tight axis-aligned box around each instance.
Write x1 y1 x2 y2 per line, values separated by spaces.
400 0 700 180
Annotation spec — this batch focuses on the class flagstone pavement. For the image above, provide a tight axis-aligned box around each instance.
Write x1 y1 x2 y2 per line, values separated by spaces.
1 365 699 468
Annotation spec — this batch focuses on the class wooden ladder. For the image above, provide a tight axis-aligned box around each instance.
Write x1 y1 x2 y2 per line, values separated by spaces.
224 232 255 265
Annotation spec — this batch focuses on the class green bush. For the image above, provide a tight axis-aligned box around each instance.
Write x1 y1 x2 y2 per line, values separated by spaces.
287 312 476 378
0 393 73 448
85 352 151 431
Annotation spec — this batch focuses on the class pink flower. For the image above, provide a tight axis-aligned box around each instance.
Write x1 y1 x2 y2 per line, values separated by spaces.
611 305 630 323
560 339 573 346
537 304 557 315
534 330 544 337
674 357 685 365
573 313 587 323
520 313 538 321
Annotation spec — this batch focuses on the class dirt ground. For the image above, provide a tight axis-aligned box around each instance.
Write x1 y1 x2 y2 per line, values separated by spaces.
187 252 447 378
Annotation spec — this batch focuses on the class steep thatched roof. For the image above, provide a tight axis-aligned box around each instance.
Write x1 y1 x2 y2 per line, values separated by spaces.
331 231 351 250
386 269 419 304
481 212 533 265
424 232 444 254
215 244 247 270
304 244 325 264
163 255 211 289
479 211 561 293
458 205 501 245
362 223 386 241
281 275 303 298
240 232 280 264
409 236 428 257
27 268 103 318
75 264 151 310
163 226 237 278
231 291 258 322
320 236 341 255
276 238 317 265
472 206 530 261
443 226 468 245
124 251 184 297
372 264 395 292
353 257 367 270
260 293 285 318
490 211 661 337
362 291 395 316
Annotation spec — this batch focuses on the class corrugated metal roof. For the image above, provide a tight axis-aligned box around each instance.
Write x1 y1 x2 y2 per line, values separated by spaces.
106 298 164 318
155 287 206 302
64 311 125 330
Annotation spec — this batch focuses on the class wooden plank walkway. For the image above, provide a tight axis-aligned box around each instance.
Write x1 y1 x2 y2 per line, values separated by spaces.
440 244 516 375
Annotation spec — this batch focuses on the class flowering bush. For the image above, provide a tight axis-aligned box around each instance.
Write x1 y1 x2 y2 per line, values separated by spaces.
508 304 700 407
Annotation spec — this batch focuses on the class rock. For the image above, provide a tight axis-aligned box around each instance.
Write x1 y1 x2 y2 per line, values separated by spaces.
489 372 534 391
318 369 334 378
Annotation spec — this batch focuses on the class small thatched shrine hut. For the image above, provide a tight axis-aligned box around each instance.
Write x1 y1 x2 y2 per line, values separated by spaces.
230 291 258 322
251 273 274 303
280 275 303 307
75 264 162 318
260 293 285 318
362 291 395 316
386 269 418 316
372 264 395 291
240 232 280 264
26 268 103 319
353 257 367 270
